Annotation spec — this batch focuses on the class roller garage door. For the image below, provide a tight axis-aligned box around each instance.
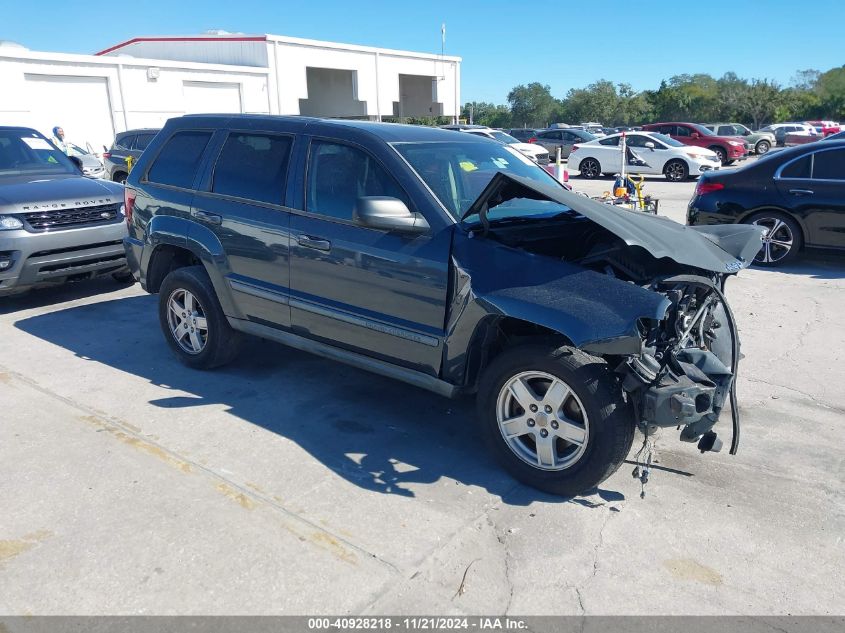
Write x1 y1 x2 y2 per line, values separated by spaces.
183 81 242 115
24 75 115 153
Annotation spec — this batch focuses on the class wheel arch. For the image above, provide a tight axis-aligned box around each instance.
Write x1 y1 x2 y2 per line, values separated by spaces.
144 217 240 317
737 206 808 246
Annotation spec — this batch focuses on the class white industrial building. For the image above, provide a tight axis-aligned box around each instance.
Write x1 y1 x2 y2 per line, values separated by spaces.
0 33 461 152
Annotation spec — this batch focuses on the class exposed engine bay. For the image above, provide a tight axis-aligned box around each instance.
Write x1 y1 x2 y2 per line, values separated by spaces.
486 214 741 455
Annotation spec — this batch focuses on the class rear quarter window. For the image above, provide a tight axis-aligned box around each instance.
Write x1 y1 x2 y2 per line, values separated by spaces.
146 131 212 189
780 154 812 179
211 133 293 205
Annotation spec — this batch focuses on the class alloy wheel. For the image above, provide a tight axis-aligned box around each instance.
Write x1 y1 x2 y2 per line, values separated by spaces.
496 371 589 471
166 289 209 354
581 159 599 178
665 161 686 181
752 217 794 264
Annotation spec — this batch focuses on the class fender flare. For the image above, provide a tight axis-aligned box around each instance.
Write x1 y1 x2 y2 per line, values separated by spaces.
144 215 241 318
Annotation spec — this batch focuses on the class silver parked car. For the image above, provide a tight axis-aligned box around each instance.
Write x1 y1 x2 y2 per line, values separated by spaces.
534 128 597 159
0 126 131 296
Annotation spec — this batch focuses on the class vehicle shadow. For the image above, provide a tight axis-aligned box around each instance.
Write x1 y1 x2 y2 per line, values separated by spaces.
749 252 845 280
14 294 625 507
0 278 133 315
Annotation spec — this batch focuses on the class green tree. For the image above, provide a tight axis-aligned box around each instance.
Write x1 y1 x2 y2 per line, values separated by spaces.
739 79 782 128
461 102 512 127
816 66 845 118
507 83 559 128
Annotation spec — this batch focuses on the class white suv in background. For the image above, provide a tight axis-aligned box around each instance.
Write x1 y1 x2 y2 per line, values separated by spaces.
441 125 550 164
567 131 720 181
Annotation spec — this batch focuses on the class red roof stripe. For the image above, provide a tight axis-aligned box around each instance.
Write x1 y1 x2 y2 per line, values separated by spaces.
94 36 267 56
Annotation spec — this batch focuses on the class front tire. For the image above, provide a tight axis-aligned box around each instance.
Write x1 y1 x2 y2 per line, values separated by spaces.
579 158 601 179
755 140 770 154
664 159 689 182
747 211 803 267
158 265 242 369
709 146 728 165
477 344 634 496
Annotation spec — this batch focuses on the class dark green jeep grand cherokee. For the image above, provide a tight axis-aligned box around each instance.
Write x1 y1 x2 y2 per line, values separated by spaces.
124 114 763 496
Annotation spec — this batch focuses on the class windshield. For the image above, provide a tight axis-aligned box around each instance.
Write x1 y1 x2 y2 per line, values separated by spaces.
490 131 520 144
651 133 684 147
0 129 79 176
393 141 567 223
690 123 716 136
66 143 91 157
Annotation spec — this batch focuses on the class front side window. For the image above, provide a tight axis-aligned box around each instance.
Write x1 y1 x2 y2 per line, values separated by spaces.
627 135 658 148
306 141 408 221
675 126 692 137
212 133 292 205
394 140 562 222
0 129 78 176
147 131 212 189
540 131 561 140
811 149 845 180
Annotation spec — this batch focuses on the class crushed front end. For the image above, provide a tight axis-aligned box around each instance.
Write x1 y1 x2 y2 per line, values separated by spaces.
619 274 740 454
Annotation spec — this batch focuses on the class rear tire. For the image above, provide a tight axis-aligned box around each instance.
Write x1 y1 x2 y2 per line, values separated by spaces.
477 344 634 496
158 265 242 369
579 158 602 179
747 211 803 267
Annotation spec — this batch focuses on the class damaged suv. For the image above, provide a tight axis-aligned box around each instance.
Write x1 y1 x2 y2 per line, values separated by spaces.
125 115 764 496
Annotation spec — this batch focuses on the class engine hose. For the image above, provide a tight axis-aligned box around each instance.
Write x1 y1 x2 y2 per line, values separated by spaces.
657 275 741 454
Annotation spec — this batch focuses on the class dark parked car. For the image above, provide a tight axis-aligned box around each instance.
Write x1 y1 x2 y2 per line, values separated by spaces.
0 126 130 296
507 128 540 143
641 122 747 165
104 128 160 183
688 140 845 266
125 114 762 495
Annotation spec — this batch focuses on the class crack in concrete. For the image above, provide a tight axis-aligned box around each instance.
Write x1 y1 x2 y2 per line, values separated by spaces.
744 375 845 415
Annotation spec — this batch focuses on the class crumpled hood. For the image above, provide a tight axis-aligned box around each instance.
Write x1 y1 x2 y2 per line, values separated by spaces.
0 175 123 214
462 172 764 273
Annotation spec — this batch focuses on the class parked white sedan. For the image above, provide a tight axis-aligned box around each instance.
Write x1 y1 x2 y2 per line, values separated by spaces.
568 131 721 181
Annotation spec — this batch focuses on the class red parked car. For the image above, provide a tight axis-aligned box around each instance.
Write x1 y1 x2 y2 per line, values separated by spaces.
641 122 748 165
806 120 842 137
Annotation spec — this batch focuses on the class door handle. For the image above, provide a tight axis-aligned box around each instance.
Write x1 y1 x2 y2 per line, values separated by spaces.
788 188 814 196
297 235 331 251
191 209 222 225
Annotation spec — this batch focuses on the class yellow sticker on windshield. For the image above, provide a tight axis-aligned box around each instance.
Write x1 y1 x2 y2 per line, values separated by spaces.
47 156 58 163
459 160 478 172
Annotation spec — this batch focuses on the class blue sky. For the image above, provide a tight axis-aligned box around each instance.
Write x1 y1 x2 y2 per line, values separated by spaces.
2 0 842 103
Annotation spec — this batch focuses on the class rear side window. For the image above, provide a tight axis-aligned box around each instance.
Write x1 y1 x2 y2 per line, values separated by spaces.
812 149 845 180
780 154 811 179
147 131 212 188
306 141 409 222
133 133 156 151
114 135 134 150
598 136 619 146
212 133 292 205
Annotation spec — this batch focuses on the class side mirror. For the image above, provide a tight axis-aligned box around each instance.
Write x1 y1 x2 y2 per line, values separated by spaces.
354 197 429 234
644 141 655 150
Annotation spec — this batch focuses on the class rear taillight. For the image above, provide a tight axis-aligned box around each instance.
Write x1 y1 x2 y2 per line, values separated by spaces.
103 152 111 159
124 189 136 226
695 181 724 195
528 137 537 143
